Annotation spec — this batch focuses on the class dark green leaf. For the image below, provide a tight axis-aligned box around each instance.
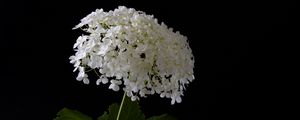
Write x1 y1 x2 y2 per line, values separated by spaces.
98 103 119 120
54 108 92 120
147 114 177 120
97 112 109 120
98 95 145 120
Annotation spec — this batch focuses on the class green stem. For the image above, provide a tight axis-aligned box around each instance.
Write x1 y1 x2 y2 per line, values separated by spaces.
116 92 126 120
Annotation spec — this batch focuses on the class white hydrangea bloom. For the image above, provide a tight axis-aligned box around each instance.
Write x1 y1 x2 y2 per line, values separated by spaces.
70 6 195 104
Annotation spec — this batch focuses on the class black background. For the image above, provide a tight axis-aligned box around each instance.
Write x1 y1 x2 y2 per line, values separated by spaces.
0 0 296 120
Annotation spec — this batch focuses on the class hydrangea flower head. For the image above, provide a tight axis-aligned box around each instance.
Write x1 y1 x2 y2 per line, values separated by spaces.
70 6 195 104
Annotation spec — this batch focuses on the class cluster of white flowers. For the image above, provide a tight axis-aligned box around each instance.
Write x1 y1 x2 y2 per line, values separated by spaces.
70 6 195 104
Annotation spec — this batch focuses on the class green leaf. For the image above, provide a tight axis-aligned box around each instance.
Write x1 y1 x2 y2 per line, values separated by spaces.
98 103 119 120
98 95 145 120
98 112 109 120
54 108 92 120
147 114 177 120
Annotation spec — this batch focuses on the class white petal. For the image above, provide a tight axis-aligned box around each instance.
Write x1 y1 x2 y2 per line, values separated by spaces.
96 79 101 85
109 84 120 91
76 67 85 81
126 92 133 97
171 99 175 105
160 92 166 98
132 85 138 93
113 85 120 91
83 78 90 84
108 84 115 90
165 93 171 98
101 77 108 84
73 36 87 48
175 96 182 103
131 96 137 101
